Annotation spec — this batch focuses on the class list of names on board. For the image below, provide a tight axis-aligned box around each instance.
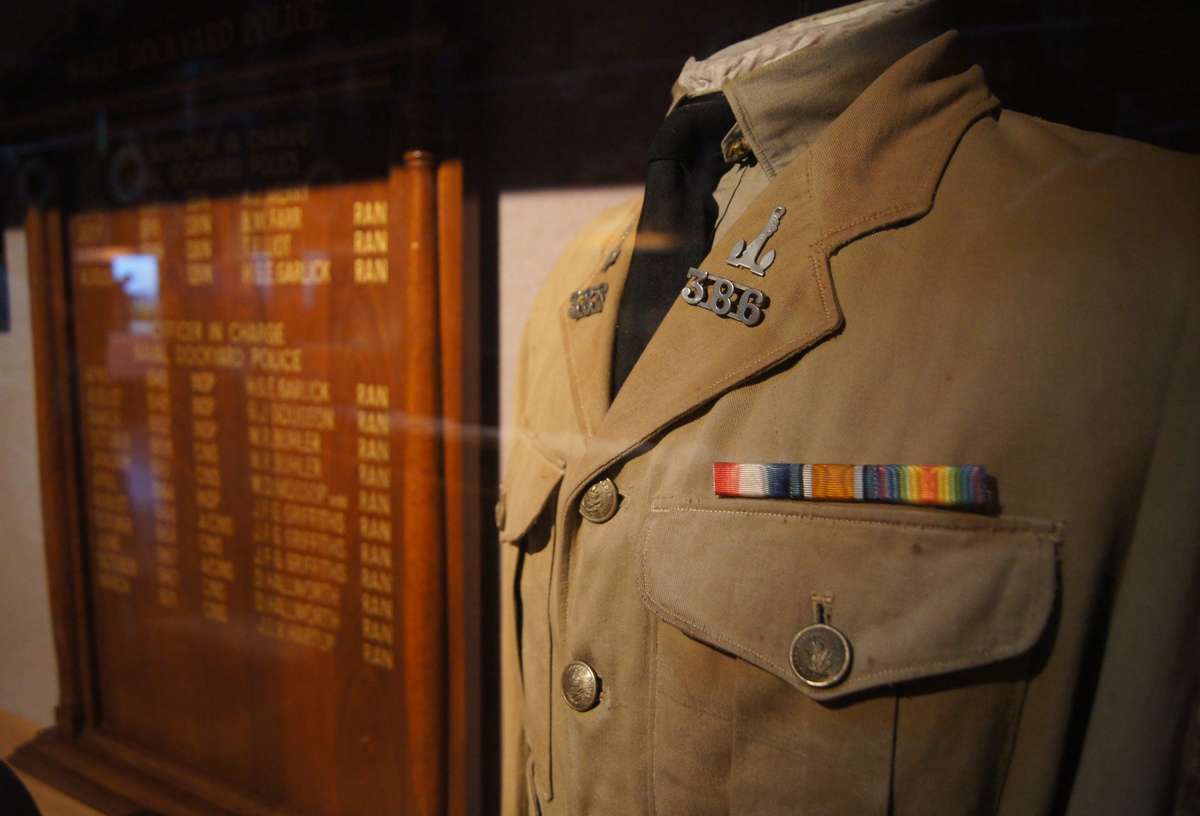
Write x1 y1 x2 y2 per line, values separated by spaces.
67 180 415 812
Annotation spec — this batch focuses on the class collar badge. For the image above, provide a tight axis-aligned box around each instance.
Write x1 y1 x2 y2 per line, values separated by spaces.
726 205 785 277
567 282 609 320
678 204 785 327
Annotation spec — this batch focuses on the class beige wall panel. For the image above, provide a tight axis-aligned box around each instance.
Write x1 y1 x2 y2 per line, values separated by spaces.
0 227 58 726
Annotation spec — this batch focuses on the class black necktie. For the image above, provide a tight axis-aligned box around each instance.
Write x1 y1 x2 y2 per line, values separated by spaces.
611 93 736 398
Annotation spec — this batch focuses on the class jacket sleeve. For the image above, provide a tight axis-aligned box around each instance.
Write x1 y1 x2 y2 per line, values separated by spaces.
1066 282 1200 815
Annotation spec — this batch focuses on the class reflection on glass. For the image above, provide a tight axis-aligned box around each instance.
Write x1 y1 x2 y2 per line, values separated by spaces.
112 252 159 334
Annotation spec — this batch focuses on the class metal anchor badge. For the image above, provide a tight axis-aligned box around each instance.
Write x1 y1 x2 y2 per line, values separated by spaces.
726 205 786 277
681 205 786 327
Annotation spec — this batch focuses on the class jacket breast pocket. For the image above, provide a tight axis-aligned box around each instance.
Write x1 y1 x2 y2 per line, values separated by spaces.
639 499 1060 816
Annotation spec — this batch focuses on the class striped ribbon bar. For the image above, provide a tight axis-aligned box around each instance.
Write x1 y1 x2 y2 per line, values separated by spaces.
713 463 993 509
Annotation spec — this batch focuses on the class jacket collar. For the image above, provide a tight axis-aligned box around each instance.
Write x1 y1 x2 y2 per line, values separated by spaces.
557 31 1000 517
671 0 942 176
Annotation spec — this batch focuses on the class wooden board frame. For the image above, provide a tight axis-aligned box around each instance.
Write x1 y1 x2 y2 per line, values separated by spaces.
10 151 483 815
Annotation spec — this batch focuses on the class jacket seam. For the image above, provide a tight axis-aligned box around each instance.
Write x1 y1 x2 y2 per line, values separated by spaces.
991 665 1035 815
647 616 659 816
647 501 1060 537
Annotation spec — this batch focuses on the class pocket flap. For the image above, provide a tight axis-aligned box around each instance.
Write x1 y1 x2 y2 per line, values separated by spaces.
639 501 1060 701
498 432 565 543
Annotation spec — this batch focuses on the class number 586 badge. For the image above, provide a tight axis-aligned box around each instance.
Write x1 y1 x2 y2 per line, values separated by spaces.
679 205 783 328
680 269 768 327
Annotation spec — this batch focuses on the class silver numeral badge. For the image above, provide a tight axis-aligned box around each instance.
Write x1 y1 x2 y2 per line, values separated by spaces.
681 268 767 327
567 283 609 320
679 204 786 326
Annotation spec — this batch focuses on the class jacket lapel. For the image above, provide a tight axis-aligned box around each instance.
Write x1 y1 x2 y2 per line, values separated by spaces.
562 170 837 512
558 31 1000 514
555 201 640 438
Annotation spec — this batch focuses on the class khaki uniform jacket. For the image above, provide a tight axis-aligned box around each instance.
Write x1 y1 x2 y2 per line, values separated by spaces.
498 32 1200 815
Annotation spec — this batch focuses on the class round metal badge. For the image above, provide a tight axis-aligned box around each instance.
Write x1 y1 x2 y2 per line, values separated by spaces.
789 623 852 688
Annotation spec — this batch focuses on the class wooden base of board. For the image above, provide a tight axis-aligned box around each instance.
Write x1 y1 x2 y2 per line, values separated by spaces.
10 732 141 815
9 728 280 816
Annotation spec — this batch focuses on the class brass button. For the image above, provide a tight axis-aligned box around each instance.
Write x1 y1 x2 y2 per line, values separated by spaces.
789 623 852 688
721 124 753 164
579 478 619 523
561 660 600 711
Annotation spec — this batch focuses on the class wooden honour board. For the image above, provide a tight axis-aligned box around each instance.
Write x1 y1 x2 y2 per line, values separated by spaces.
15 154 477 815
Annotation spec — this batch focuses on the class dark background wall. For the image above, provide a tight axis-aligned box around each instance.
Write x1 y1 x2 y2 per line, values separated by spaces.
2 1 1198 190
445 0 1200 192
